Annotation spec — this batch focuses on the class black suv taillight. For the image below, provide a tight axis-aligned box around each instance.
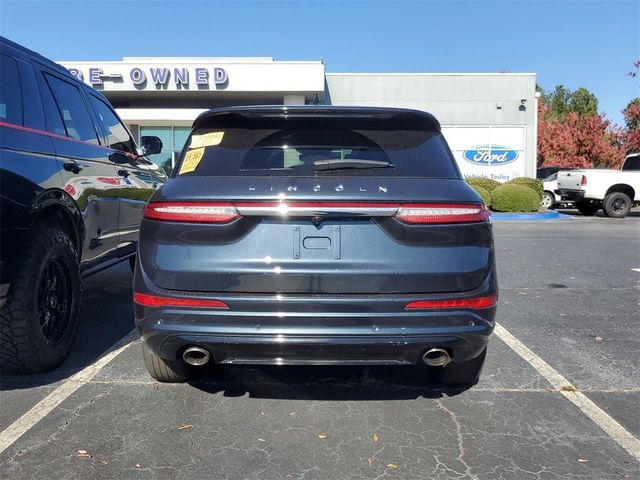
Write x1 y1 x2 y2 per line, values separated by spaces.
394 203 489 224
143 202 240 224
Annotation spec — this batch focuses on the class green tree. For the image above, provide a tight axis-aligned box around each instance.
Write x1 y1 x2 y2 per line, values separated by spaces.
548 85 572 117
540 85 599 118
569 87 598 116
624 97 640 130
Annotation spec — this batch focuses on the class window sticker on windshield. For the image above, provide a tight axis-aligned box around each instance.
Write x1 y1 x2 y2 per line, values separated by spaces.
190 131 224 148
179 147 205 174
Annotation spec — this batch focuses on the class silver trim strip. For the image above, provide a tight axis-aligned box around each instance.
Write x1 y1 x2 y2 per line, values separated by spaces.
235 206 399 217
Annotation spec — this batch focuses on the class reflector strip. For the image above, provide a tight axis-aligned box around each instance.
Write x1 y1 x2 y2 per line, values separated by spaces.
144 202 239 223
134 292 229 308
395 203 489 224
405 295 497 310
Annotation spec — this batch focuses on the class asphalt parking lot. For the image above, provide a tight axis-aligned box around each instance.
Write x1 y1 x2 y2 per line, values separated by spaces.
0 211 638 479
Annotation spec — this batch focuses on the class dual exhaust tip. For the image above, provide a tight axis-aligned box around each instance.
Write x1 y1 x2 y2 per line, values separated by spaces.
182 346 211 366
183 345 451 367
422 347 452 367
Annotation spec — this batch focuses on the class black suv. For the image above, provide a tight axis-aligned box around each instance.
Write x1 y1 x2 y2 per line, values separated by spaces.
0 37 165 373
134 106 497 386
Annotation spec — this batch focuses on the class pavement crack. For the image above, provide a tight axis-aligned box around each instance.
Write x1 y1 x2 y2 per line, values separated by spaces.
0 385 115 466
436 400 477 480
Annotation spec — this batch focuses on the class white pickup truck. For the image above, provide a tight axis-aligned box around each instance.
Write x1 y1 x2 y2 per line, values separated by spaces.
555 153 640 218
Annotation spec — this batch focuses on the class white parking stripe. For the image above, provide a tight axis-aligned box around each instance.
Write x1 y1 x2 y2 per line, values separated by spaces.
0 329 138 456
631 268 640 273
494 323 640 462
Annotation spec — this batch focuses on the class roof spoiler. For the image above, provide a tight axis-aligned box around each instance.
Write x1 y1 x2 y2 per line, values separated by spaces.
193 106 441 131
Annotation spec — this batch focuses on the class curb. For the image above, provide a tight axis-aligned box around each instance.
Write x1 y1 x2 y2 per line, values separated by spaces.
491 210 561 221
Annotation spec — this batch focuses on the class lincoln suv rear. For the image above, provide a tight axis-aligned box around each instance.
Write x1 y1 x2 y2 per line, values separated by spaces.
133 106 497 386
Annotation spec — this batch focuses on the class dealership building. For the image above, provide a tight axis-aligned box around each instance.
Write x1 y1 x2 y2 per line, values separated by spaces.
60 57 537 180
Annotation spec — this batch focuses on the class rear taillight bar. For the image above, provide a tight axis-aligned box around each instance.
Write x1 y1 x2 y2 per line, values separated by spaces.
143 201 489 225
144 202 239 224
405 295 497 310
580 175 587 186
134 292 229 309
394 203 490 224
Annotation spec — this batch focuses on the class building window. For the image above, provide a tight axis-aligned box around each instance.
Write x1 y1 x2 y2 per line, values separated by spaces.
139 126 191 176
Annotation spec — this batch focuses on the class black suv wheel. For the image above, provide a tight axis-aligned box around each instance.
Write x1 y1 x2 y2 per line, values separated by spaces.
141 342 188 383
430 348 487 387
0 226 81 373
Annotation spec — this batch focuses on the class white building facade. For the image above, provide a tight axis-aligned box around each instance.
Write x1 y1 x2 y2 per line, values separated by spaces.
61 57 537 180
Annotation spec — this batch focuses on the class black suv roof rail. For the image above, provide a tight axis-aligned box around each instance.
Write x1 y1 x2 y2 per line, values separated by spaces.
194 105 441 131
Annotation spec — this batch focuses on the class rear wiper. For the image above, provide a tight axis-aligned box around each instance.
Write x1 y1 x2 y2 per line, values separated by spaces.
313 159 393 171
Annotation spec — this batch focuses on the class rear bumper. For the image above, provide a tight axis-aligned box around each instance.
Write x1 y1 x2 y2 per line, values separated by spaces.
555 189 586 201
135 292 496 366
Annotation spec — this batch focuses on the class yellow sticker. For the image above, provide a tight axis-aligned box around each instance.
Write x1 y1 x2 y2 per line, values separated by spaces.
190 131 224 148
179 147 204 174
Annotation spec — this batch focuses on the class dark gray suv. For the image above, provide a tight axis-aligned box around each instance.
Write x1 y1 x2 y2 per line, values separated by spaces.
134 106 497 386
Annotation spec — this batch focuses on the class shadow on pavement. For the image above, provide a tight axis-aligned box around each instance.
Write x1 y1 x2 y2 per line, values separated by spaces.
0 262 136 391
188 364 470 400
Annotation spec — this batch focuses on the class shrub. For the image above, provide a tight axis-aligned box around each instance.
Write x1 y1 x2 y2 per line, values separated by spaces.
490 184 539 212
465 177 501 193
506 177 543 201
469 185 491 206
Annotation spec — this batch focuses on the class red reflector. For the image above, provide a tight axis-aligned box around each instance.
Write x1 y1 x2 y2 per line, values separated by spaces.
395 203 489 224
580 175 587 186
143 202 239 223
405 295 497 310
134 292 229 309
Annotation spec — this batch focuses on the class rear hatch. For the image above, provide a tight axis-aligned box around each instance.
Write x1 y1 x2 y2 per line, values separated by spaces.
140 107 492 295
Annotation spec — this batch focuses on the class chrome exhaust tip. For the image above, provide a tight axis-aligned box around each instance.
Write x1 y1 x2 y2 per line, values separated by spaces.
423 348 451 367
182 346 211 366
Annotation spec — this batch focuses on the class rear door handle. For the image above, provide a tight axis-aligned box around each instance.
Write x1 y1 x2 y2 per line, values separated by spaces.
117 169 130 178
63 162 83 174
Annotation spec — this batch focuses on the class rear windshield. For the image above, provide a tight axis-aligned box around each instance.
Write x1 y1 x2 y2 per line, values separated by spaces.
175 116 459 178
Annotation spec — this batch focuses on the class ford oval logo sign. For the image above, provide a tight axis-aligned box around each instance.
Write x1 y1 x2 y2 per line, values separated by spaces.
463 145 519 166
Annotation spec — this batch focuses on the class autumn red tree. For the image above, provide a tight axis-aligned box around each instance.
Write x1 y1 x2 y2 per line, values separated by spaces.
622 98 640 153
537 98 625 169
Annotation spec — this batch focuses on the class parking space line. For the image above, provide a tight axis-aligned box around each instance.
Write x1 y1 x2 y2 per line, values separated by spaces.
632 268 640 273
494 323 640 462
0 329 138 456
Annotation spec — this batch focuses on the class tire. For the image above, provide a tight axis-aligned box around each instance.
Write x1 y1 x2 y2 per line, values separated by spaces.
430 348 487 387
1 226 82 374
141 342 188 382
603 192 632 218
540 191 555 210
575 201 600 216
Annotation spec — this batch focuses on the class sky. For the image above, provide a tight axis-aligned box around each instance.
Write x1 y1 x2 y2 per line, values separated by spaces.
1 0 638 125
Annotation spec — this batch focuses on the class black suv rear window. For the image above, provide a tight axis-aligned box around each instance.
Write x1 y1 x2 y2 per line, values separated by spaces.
175 116 458 178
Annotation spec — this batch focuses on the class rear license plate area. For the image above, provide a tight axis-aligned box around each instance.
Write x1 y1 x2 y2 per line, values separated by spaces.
293 224 341 259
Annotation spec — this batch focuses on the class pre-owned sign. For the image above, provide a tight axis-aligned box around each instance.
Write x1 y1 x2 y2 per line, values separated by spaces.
67 66 228 89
